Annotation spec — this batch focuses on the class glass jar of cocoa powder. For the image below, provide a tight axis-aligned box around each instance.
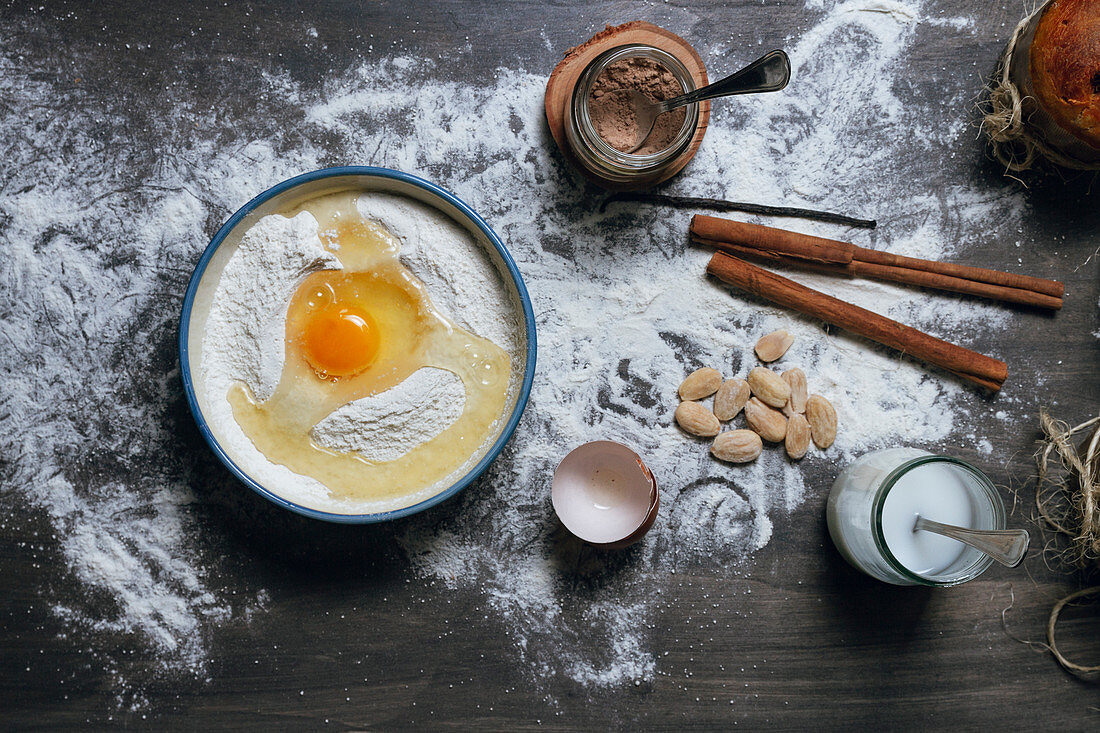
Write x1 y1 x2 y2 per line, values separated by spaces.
564 45 701 188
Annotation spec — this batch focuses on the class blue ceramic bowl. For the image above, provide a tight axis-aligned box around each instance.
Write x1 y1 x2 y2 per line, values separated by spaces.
178 167 536 523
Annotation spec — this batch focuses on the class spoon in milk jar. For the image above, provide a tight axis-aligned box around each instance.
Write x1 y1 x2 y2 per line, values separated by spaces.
913 516 1030 568
624 49 791 153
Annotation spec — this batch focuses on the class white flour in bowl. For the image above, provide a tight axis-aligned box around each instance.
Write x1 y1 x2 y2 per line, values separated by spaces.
197 193 524 513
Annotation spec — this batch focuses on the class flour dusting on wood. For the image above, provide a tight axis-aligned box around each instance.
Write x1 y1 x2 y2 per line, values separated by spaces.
0 0 1047 707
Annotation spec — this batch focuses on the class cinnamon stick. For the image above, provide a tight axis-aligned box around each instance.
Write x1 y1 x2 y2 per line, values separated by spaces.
692 215 854 265
851 245 1064 298
691 215 1065 305
847 260 1064 310
692 235 1064 310
693 237 851 275
705 251 1008 391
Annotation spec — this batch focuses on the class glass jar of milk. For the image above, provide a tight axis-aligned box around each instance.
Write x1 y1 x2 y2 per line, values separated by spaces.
827 448 1006 586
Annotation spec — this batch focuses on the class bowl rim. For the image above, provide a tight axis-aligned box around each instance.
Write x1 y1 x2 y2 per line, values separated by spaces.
177 165 537 524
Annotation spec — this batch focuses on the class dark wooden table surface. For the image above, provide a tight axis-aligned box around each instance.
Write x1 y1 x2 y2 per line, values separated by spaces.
1 0 1098 730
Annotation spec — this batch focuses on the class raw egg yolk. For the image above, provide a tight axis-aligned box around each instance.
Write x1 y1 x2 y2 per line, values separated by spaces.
301 305 380 377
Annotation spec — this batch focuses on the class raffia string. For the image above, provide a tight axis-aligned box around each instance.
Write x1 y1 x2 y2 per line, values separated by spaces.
1036 409 1100 564
1034 407 1100 675
1047 587 1100 675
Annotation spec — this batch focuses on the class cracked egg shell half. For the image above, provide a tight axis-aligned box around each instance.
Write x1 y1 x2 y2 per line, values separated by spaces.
551 441 659 548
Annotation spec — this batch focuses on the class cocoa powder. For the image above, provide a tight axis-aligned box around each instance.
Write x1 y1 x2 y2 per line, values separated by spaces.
588 57 686 155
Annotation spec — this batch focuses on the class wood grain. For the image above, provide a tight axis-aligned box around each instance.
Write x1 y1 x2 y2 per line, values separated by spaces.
0 1 1097 731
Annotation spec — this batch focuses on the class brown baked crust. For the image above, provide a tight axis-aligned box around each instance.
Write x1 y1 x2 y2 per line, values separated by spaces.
1029 0 1100 149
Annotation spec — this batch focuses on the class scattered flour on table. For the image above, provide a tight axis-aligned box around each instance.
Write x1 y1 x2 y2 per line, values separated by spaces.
0 0 1050 706
308 0 1031 688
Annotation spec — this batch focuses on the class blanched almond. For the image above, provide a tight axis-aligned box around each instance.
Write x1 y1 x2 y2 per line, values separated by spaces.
675 401 720 437
782 368 808 414
747 366 790 409
805 394 838 449
754 329 794 362
744 397 788 442
711 430 763 463
678 367 723 401
713 378 751 421
785 414 811 459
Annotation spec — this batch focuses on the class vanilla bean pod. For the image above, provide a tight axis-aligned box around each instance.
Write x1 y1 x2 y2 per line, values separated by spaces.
599 192 876 229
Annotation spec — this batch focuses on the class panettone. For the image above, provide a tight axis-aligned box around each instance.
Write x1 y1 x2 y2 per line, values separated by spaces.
1029 0 1100 149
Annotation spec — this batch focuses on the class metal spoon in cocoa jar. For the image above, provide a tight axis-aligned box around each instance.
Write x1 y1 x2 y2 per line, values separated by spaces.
622 49 791 153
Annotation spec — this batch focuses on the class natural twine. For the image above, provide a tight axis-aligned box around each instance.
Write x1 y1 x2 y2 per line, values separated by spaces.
1034 407 1100 676
1037 409 1100 566
1047 587 1100 675
982 6 1096 172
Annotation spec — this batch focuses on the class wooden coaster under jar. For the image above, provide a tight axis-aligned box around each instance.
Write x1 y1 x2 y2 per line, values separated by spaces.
545 21 711 190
